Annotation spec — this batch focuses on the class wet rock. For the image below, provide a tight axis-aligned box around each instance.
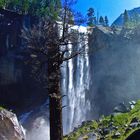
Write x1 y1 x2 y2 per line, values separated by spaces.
130 117 139 123
87 132 97 140
129 101 136 105
78 132 97 140
115 132 121 136
126 129 140 140
111 125 118 131
0 109 26 140
82 120 93 126
129 117 140 128
102 128 110 135
113 103 129 113
129 122 139 128
112 132 121 139
78 135 88 140
130 105 135 109
109 121 114 126
124 124 128 127
125 127 132 134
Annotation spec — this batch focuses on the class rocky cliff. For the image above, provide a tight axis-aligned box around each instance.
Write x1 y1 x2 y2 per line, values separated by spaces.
112 7 140 27
0 50 47 115
0 9 47 115
0 108 25 140
88 25 140 119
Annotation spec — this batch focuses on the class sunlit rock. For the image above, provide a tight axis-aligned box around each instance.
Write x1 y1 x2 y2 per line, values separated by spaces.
0 109 26 140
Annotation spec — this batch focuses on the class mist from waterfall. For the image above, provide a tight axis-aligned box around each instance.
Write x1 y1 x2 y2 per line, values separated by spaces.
26 117 50 140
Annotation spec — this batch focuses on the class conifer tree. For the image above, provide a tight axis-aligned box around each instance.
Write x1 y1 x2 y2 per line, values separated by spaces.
124 9 129 27
105 16 109 26
87 7 95 27
99 16 104 25
0 0 61 17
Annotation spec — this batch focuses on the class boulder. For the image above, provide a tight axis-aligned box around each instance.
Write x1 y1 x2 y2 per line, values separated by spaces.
0 109 26 140
112 132 121 139
87 132 97 140
78 132 97 140
113 103 129 113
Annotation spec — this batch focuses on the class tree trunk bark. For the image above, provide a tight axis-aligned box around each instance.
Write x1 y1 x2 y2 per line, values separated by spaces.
48 44 63 140
50 93 63 140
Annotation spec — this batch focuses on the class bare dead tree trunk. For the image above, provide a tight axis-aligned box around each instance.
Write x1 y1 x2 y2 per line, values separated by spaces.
22 5 86 138
48 42 63 140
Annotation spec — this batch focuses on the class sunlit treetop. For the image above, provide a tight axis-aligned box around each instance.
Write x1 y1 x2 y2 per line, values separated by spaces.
0 0 61 19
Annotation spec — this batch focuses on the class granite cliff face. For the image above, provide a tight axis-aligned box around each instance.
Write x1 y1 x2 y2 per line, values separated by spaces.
1 23 140 140
0 109 25 140
0 10 47 115
88 25 140 119
0 51 47 114
1 24 140 122
112 7 140 27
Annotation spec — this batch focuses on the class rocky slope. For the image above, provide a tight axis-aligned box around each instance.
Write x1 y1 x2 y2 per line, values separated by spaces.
87 25 140 120
64 100 140 140
0 108 25 140
112 7 140 27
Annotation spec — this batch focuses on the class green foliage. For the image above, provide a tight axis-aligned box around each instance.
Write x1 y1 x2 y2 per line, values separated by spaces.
125 12 140 29
64 100 140 140
0 0 61 19
0 106 4 110
0 0 6 7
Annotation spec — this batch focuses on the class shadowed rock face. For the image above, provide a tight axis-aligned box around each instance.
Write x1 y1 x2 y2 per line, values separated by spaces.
0 109 25 140
0 10 46 115
112 7 140 27
88 26 140 119
0 52 47 115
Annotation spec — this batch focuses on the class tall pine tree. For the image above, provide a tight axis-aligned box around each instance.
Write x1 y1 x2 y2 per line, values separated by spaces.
124 9 129 27
99 16 104 25
87 7 95 27
105 16 109 26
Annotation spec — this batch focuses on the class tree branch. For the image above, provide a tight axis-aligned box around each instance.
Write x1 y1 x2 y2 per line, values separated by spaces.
62 49 83 61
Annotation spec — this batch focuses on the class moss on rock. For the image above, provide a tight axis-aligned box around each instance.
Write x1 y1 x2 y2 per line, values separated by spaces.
0 106 4 110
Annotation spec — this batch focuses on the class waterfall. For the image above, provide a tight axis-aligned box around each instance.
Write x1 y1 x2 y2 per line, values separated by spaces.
20 26 91 139
62 26 91 134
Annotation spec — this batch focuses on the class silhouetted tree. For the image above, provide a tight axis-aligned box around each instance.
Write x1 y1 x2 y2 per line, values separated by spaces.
87 7 95 27
99 16 104 25
67 9 75 25
124 9 129 27
22 0 86 140
105 16 109 26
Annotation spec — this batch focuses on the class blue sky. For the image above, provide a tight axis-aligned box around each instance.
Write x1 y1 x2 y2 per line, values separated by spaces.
74 0 140 24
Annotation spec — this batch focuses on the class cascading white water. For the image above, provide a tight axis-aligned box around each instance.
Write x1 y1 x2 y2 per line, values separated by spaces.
62 26 91 134
20 26 91 140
